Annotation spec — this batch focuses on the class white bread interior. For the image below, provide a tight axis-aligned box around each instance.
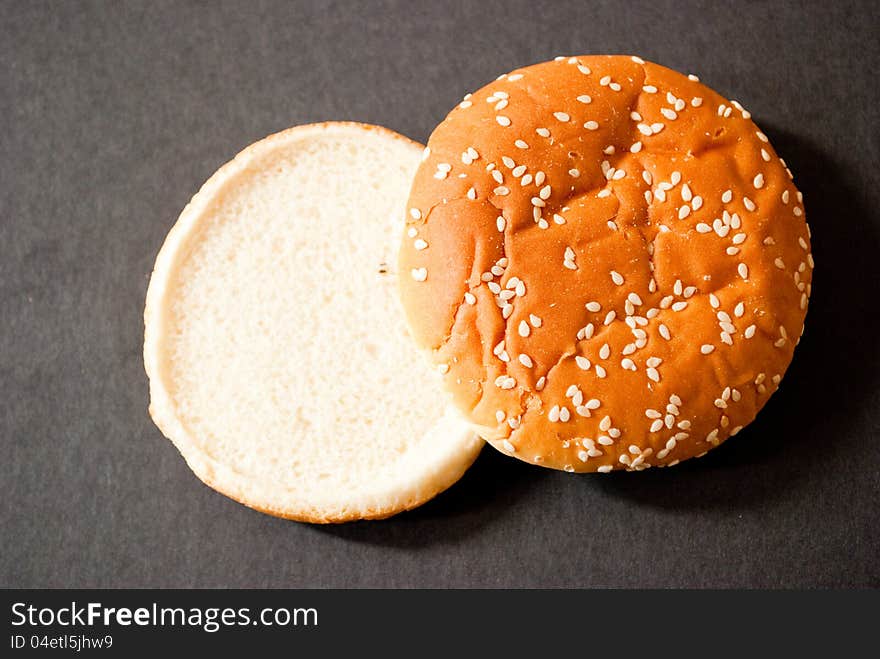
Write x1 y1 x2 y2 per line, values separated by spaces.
144 122 482 522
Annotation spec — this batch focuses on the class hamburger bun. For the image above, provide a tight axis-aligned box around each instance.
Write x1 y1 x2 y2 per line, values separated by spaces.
398 55 813 472
144 122 482 521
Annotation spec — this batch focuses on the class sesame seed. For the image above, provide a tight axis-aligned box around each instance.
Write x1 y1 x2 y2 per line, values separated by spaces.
496 115 511 127
604 311 616 325
554 213 566 225
493 186 510 196
621 358 636 371
659 324 671 340
696 223 711 233
467 186 477 200
661 108 678 120
650 419 664 433
577 64 591 75
464 292 476 305
575 356 591 370
512 165 527 178
738 263 749 279
539 184 552 200
678 205 691 220
535 171 546 185
782 190 790 204
518 353 533 368
753 173 765 189
536 127 550 138
568 168 580 177
407 227 418 238
496 375 516 390
411 268 427 281
514 139 529 149
414 238 428 250
671 301 687 312
496 216 506 232
743 196 756 211
553 111 570 122
559 407 571 422
518 320 530 337
721 189 733 204
409 208 421 220
529 314 542 327
643 85 657 93
610 270 624 285
577 94 592 104
637 123 653 136
585 301 601 312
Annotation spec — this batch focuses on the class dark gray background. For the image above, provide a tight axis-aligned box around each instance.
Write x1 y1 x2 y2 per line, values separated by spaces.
2 0 878 588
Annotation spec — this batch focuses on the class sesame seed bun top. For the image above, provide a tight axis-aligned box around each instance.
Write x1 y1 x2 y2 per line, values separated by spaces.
398 55 813 473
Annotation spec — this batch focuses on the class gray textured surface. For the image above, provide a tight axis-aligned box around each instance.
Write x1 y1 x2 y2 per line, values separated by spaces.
2 0 878 588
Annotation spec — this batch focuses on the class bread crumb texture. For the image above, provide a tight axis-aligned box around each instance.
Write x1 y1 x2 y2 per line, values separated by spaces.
145 123 481 521
399 56 813 473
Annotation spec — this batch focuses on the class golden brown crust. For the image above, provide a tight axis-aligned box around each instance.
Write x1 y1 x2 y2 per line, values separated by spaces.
399 55 813 472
